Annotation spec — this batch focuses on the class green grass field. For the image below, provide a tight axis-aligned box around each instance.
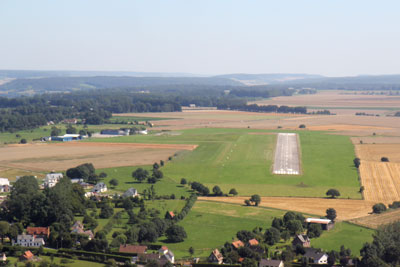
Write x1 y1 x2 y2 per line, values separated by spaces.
311 222 374 255
91 128 361 198
156 201 372 258
109 115 178 122
96 166 192 198
8 255 105 267
0 124 128 144
158 201 288 258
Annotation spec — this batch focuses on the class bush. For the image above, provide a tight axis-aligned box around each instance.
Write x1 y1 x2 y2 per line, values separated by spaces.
20 138 27 144
166 225 187 242
372 203 387 214
381 157 390 162
389 201 400 209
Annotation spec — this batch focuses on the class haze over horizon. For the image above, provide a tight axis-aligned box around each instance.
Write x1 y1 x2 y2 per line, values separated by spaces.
1 0 400 76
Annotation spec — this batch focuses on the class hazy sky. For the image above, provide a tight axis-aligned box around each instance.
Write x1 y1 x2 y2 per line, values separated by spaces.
1 0 399 76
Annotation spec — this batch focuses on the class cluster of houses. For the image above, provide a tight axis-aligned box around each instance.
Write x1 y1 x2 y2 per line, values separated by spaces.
71 221 94 240
119 244 174 265
100 128 148 136
207 217 336 267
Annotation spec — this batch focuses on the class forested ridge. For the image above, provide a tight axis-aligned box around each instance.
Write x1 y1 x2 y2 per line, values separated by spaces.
0 85 297 132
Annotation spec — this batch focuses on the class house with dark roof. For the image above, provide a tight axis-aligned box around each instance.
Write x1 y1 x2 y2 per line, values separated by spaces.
122 188 138 198
208 249 223 264
304 248 328 264
305 218 335 231
292 234 310 248
259 259 284 267
232 240 244 249
119 244 148 254
158 246 175 263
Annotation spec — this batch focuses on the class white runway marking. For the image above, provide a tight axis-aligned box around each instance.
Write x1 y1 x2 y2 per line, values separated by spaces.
273 133 300 175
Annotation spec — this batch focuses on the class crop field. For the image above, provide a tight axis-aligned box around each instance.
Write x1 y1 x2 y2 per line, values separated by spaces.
0 142 196 172
250 90 400 109
358 161 400 203
199 197 373 221
355 143 400 203
350 208 400 229
356 144 400 162
89 128 360 198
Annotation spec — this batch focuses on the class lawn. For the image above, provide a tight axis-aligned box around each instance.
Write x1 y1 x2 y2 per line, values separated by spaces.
96 165 192 198
8 255 105 267
0 123 128 144
90 128 360 198
157 200 288 259
311 222 374 256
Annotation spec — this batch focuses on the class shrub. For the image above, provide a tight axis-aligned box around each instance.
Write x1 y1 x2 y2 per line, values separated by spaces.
372 203 387 214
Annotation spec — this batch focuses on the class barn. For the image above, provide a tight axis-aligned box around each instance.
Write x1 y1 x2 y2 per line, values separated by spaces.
305 218 335 231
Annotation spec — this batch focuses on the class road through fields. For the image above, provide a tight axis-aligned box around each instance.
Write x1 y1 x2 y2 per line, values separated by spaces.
273 133 300 175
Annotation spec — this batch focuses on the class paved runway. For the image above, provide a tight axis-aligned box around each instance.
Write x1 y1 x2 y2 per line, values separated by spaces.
273 133 300 175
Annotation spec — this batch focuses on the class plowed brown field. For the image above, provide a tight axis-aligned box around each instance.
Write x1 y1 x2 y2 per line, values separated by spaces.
198 197 374 221
358 161 400 204
0 142 197 172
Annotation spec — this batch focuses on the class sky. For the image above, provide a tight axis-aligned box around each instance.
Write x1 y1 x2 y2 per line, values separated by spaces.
1 0 400 76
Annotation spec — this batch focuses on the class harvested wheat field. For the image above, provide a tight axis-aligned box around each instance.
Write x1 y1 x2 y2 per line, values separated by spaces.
198 197 374 221
0 142 197 172
358 161 400 204
350 208 400 229
352 137 400 144
306 124 391 132
251 90 400 108
356 144 400 163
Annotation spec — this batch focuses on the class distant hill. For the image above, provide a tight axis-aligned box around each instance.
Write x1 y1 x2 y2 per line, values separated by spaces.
0 70 203 79
0 76 242 96
214 73 324 85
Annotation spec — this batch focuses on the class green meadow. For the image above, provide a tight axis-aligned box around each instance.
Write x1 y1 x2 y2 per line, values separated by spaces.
311 222 374 255
92 128 361 198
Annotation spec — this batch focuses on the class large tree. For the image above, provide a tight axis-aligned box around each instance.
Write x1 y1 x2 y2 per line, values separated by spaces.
359 222 400 266
326 189 340 199
166 225 187 243
132 168 149 183
250 194 261 206
326 208 337 222
264 227 281 245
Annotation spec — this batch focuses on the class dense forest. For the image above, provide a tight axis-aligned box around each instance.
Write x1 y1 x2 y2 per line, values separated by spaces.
0 85 297 132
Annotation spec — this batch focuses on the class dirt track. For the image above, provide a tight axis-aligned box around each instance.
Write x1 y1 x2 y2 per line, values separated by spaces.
199 196 374 221
0 142 197 171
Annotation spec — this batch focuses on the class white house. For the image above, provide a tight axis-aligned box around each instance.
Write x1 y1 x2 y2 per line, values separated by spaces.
12 234 45 247
158 246 175 263
92 182 107 193
122 188 138 198
304 248 328 264
44 173 63 188
0 178 10 186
